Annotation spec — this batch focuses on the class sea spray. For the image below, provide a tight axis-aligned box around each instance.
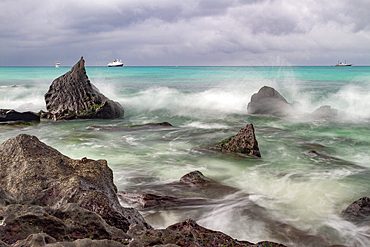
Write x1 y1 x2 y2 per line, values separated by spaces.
1 66 369 246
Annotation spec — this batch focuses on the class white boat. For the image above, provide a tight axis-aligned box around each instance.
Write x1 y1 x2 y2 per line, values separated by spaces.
335 60 352 66
107 59 124 67
55 62 60 68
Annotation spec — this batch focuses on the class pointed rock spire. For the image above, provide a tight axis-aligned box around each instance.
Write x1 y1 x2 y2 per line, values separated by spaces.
44 57 124 120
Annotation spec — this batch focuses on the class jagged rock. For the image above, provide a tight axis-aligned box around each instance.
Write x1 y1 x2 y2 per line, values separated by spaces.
342 197 370 224
127 219 259 247
247 86 292 116
44 57 124 120
0 109 40 123
214 124 261 157
0 203 129 246
311 105 338 119
13 234 125 247
0 134 150 234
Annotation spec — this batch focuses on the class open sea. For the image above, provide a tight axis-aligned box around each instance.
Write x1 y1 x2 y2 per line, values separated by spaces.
0 66 369 246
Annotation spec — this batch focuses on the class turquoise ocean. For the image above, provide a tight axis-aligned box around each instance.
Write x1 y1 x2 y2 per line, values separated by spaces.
0 66 369 246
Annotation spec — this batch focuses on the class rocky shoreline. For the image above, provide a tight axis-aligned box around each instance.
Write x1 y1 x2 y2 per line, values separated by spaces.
0 134 368 246
1 58 368 246
0 134 287 247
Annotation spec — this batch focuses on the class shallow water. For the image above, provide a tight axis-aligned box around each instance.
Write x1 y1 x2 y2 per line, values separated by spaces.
0 66 369 246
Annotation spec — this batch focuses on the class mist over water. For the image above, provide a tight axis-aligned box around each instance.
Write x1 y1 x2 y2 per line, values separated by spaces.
0 66 369 246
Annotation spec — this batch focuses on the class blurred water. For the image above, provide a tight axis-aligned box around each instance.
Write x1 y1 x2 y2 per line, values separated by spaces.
0 66 369 246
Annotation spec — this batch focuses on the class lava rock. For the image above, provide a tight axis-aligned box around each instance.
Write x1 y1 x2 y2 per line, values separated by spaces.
247 86 293 116
0 134 149 233
0 109 40 123
342 197 370 224
214 124 261 157
0 203 129 246
127 219 259 247
44 57 124 120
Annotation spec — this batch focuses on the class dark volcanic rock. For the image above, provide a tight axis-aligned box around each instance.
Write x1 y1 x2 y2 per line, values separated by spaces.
127 219 263 247
0 134 149 233
118 171 237 211
12 233 125 247
214 124 261 157
342 197 370 224
0 109 40 123
247 86 293 116
179 170 217 186
44 57 124 120
0 203 129 245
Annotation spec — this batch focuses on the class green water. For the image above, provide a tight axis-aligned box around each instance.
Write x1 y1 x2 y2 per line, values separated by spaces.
0 66 369 246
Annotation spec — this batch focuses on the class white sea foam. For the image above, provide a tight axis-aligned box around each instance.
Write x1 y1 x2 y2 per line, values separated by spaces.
181 121 229 129
0 85 46 112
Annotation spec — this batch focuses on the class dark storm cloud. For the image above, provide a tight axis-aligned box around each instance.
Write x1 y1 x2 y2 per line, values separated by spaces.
0 0 369 66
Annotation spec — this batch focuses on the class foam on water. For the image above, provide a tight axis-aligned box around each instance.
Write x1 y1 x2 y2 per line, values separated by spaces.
1 66 369 246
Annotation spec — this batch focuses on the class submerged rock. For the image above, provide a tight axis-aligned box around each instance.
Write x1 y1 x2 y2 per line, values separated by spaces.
342 197 370 224
44 57 124 120
118 171 238 212
87 122 173 131
247 86 293 116
214 124 261 157
0 134 149 233
0 109 40 123
117 192 206 210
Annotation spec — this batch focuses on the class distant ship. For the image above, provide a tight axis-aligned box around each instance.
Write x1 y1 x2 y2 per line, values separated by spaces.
107 59 124 67
335 60 352 66
55 62 61 68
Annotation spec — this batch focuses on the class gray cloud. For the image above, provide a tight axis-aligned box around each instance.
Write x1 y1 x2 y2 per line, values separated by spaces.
0 0 369 66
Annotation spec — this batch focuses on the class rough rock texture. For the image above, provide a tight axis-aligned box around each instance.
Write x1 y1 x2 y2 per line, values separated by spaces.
44 57 124 120
215 124 261 157
342 197 370 224
0 203 129 245
247 86 292 116
127 219 285 247
0 134 149 233
311 105 338 119
12 234 125 247
0 109 40 123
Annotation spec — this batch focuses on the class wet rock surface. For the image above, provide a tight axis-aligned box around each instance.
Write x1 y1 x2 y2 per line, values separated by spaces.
247 86 293 116
0 109 40 123
213 124 261 157
0 203 129 245
1 134 355 246
127 219 257 247
0 134 149 234
43 57 124 120
342 197 370 224
247 86 339 120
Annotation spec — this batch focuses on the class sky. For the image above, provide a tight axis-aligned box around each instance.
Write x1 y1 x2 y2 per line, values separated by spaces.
1 0 369 66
